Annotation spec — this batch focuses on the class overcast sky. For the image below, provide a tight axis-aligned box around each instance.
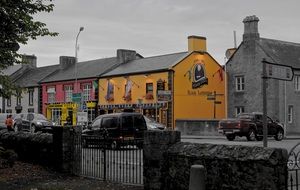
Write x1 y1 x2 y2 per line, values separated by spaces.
19 0 300 67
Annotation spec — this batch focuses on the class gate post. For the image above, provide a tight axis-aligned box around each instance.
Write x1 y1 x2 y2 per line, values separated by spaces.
52 126 82 173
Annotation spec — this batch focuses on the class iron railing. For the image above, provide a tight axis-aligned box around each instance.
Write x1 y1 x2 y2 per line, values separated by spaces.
72 134 144 185
288 143 300 190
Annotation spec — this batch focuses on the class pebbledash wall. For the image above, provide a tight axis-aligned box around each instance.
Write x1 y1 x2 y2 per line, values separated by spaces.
144 130 288 190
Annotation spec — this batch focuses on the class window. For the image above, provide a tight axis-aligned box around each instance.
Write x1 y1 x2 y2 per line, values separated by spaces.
47 87 55 103
288 105 293 123
82 83 91 101
235 76 245 91
122 116 134 131
146 83 153 94
51 108 61 125
28 88 34 106
134 115 147 130
295 75 300 91
17 93 21 105
235 106 245 116
102 117 118 129
91 118 101 128
28 108 34 113
6 96 11 107
64 85 73 102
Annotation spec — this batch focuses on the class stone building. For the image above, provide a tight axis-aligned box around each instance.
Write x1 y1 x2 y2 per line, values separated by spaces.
226 15 300 134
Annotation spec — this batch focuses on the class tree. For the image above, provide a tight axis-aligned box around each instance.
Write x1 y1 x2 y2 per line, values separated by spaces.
0 0 58 97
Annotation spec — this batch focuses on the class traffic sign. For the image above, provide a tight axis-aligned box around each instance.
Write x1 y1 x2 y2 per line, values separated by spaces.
72 93 81 102
263 60 294 81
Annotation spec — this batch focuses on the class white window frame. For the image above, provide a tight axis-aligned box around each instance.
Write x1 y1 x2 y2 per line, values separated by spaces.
28 88 34 106
82 83 91 102
235 106 245 117
294 75 300 91
288 105 293 123
64 85 73 102
17 93 21 106
47 87 56 103
235 76 245 92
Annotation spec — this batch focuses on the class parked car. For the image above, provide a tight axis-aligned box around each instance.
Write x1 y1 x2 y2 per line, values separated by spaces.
82 112 148 149
143 116 166 130
218 112 284 141
14 113 54 133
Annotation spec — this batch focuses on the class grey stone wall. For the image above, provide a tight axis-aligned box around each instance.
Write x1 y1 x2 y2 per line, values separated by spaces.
143 130 181 190
144 131 288 190
175 119 221 136
164 142 287 190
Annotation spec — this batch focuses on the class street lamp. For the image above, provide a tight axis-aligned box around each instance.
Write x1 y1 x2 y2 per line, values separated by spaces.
75 26 84 93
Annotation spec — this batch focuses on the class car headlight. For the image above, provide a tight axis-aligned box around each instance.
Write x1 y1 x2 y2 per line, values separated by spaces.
36 121 42 125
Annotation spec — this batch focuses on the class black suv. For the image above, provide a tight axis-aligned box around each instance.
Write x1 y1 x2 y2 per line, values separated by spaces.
82 112 147 149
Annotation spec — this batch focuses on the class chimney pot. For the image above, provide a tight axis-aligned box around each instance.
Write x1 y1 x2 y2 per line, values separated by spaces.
59 56 76 70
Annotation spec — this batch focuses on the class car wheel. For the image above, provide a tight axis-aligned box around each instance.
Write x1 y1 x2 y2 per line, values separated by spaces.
274 129 284 141
226 134 235 141
246 128 256 141
255 135 263 141
30 124 36 133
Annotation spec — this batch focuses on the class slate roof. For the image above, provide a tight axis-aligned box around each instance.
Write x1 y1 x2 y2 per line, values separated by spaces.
41 57 119 83
14 64 59 87
1 64 22 76
101 52 190 77
258 38 300 68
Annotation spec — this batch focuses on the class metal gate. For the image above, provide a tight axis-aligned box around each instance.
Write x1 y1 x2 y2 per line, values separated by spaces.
72 134 143 185
288 143 300 190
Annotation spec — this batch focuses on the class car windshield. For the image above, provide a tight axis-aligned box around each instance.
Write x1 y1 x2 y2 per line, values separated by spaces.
143 116 156 123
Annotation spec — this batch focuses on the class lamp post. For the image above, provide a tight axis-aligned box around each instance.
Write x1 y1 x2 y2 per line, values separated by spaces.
75 26 84 93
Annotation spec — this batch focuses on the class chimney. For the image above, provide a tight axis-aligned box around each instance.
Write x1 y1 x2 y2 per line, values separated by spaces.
59 56 76 70
117 49 137 64
188 35 207 52
22 54 37 68
243 15 260 41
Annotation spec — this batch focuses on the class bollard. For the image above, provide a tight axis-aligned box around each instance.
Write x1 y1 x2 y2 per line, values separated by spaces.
189 165 206 190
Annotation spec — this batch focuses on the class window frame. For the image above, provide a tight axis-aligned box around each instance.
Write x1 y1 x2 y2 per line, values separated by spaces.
82 83 91 101
28 88 34 106
295 75 300 91
235 106 245 117
146 83 153 94
288 105 293 123
64 85 73 102
47 86 56 103
235 76 245 92
6 96 11 107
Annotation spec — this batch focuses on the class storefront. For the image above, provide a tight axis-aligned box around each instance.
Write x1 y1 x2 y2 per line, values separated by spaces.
46 101 97 126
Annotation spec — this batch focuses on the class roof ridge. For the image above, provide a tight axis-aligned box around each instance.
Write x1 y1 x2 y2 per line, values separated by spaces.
261 37 300 46
132 51 188 61
77 56 116 64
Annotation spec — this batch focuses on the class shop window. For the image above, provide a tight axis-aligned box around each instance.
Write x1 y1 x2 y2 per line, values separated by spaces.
295 75 300 91
64 85 73 102
28 88 34 106
288 105 293 123
235 106 244 116
51 108 61 125
235 76 245 92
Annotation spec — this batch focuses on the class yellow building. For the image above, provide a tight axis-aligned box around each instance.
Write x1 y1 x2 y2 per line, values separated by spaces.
99 36 225 129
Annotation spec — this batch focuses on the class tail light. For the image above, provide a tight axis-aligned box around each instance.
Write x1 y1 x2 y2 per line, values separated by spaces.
237 122 241 128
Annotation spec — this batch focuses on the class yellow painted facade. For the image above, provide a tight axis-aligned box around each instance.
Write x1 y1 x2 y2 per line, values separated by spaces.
173 52 225 121
98 36 226 129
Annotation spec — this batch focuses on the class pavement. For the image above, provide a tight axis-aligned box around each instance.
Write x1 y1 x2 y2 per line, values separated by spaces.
181 134 300 140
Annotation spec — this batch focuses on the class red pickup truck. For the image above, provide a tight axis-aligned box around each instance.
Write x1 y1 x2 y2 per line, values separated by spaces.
218 112 284 141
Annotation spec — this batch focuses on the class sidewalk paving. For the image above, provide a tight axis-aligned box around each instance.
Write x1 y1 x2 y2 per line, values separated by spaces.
181 134 300 140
